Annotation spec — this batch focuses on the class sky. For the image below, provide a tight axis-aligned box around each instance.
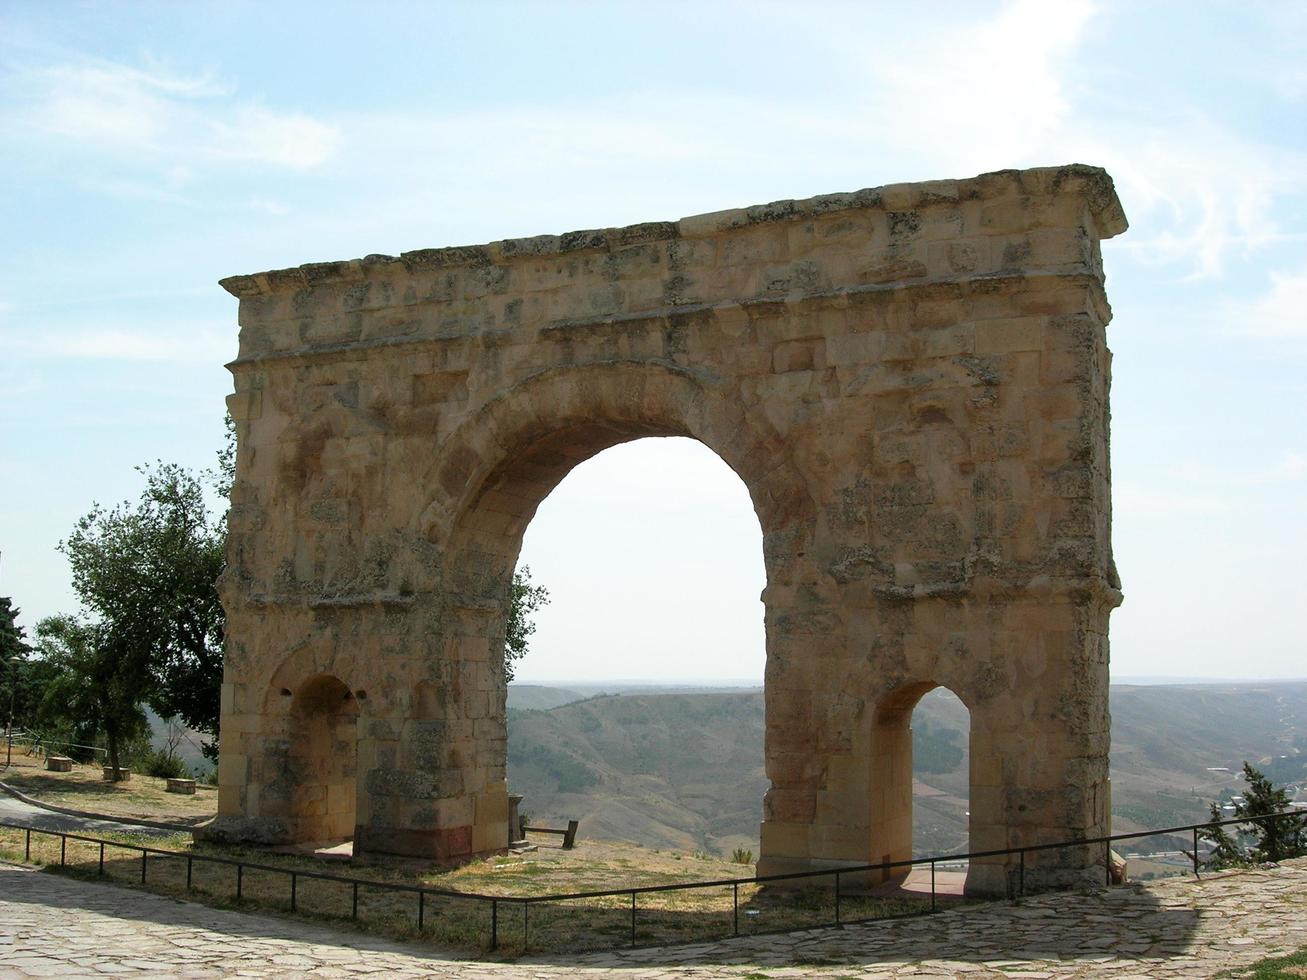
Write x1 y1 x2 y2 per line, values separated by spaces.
0 1 1303 683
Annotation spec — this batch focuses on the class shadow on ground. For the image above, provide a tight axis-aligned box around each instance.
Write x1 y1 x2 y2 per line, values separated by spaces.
0 856 1201 970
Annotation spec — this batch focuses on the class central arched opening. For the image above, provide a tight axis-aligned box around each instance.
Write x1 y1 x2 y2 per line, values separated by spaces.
505 435 768 858
416 364 811 866
287 673 360 847
515 436 766 683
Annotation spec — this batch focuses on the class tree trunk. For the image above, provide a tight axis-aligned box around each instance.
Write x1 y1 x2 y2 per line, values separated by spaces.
106 721 121 780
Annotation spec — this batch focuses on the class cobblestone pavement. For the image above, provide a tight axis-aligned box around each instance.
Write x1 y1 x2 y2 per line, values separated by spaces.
2 858 1305 978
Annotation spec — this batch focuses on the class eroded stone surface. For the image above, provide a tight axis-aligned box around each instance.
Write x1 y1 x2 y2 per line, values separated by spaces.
211 165 1128 889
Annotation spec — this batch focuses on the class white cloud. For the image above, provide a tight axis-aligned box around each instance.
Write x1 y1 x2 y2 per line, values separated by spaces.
1114 483 1232 517
1174 452 1307 489
1093 129 1305 280
803 0 1304 280
76 175 194 206
1226 263 1307 340
247 196 290 216
216 105 339 170
856 0 1096 169
1 323 235 364
13 59 338 174
325 0 1299 284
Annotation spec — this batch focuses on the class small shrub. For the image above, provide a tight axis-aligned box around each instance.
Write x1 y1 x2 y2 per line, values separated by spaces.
731 848 754 865
141 749 190 779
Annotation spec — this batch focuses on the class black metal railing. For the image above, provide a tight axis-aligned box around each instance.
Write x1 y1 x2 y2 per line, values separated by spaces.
1 809 1303 955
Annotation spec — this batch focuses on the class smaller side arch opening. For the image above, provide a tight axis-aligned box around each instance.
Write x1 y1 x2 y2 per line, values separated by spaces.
287 673 360 847
870 682 973 894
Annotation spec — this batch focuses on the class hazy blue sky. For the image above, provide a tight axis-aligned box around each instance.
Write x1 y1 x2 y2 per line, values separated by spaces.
1 2 1303 682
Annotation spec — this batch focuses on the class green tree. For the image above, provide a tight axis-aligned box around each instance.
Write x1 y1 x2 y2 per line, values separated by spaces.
33 615 149 776
1 596 32 757
128 464 226 751
215 411 236 500
504 565 549 683
0 596 28 664
56 461 226 764
1202 762 1307 867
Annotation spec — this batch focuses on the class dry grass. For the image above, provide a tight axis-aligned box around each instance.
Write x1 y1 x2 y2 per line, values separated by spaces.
0 823 932 956
1 746 217 826
0 746 932 954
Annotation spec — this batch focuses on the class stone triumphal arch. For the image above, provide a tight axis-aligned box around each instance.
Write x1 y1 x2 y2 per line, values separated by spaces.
209 165 1126 894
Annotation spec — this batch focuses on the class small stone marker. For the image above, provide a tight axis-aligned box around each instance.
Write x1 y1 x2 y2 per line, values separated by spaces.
508 794 526 847
102 767 132 781
46 756 73 772
166 778 197 795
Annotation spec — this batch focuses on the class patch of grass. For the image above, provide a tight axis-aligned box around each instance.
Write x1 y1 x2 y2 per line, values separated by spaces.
1 750 215 826
1217 947 1307 978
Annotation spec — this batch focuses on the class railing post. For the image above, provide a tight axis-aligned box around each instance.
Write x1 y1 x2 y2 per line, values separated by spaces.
733 881 739 935
24 828 30 861
98 842 104 876
60 835 66 867
1104 840 1111 886
630 891 637 947
140 851 147 883
186 855 193 890
352 881 359 919
1019 849 1026 898
491 899 498 951
930 861 936 912
523 902 530 954
1193 826 1200 878
237 864 243 900
835 870 841 926
418 890 425 930
290 872 297 911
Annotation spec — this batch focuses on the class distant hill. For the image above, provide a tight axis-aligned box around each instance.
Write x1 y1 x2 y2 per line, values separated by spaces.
506 685 588 711
144 707 213 775
507 682 1307 859
508 692 767 857
1109 683 1307 833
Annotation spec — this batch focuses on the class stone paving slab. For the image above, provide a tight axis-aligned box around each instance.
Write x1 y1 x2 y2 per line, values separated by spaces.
1 859 1305 977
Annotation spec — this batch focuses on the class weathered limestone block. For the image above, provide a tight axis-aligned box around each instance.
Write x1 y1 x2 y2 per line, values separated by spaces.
206 165 1126 893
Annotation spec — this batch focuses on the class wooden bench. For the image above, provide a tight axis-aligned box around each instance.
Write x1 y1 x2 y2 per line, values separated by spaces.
522 819 579 849
46 756 73 772
166 777 197 795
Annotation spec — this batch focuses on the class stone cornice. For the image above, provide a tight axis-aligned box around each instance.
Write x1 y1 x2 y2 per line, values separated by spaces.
219 165 1127 300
